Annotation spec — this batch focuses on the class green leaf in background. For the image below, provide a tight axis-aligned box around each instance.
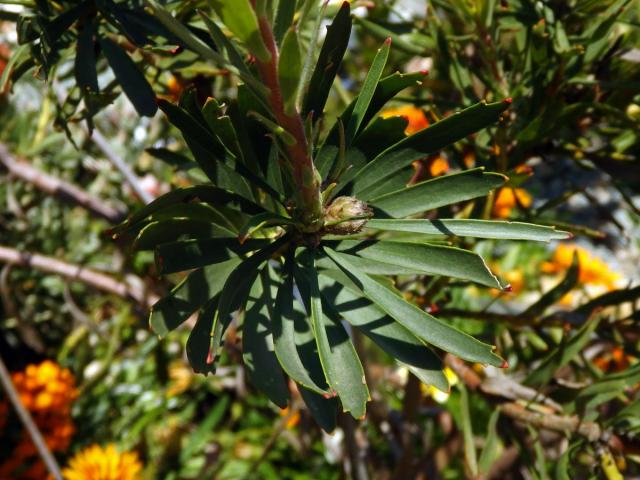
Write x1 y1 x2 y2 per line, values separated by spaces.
365 219 571 242
479 410 501 475
334 240 502 289
209 0 270 62
351 100 511 196
278 27 302 115
326 248 504 366
273 0 296 44
302 1 351 119
243 284 290 409
149 258 241 337
75 24 98 94
524 316 601 387
522 251 580 318
370 168 506 216
99 37 157 117
345 38 391 144
295 255 369 419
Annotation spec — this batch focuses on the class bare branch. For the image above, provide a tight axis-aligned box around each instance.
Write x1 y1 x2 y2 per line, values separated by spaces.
0 142 126 223
0 245 157 307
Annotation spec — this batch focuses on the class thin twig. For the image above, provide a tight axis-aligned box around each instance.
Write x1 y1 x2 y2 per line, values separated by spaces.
0 355 63 480
0 245 157 307
0 142 126 223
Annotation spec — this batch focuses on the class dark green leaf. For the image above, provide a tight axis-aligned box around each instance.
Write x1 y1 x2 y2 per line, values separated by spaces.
302 1 351 119
155 238 272 274
295 256 369 419
370 168 506 217
318 273 447 391
134 219 235 250
266 257 330 395
345 38 391 144
150 258 240 337
99 38 157 117
333 240 502 288
325 248 504 366
243 283 290 408
278 27 302 114
351 100 511 196
365 219 571 242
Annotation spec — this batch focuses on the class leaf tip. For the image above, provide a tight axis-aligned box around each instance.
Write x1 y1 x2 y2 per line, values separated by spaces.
384 37 392 45
503 97 513 104
503 283 513 293
420 69 429 75
501 360 509 369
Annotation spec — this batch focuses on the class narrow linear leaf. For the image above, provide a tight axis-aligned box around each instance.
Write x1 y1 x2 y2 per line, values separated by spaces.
334 240 502 289
134 219 235 250
366 218 571 242
149 258 240 337
278 27 302 115
318 273 447 392
523 252 580 317
295 256 369 419
345 38 391 144
325 248 504 366
352 100 511 196
370 168 506 217
209 0 270 62
99 37 157 117
243 283 290 408
266 258 330 395
302 1 351 119
238 212 293 243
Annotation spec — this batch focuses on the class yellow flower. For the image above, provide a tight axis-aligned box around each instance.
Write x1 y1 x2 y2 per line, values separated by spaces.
422 368 458 403
492 188 532 218
63 444 143 480
541 244 621 290
380 105 429 135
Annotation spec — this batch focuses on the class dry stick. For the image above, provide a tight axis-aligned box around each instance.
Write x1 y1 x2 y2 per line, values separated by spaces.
0 355 64 480
498 402 602 442
0 245 157 307
0 142 126 223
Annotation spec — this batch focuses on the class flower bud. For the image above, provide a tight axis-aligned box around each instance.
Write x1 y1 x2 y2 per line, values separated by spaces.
324 196 372 235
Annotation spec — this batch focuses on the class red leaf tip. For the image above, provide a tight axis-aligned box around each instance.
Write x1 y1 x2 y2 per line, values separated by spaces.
503 284 513 293
503 97 513 104
420 69 429 75
501 360 509 369
384 37 392 45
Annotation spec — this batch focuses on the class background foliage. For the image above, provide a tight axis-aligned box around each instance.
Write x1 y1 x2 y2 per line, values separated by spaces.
1 0 640 479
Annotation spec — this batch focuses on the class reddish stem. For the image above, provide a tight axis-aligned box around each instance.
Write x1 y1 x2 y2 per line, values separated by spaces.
255 15 322 230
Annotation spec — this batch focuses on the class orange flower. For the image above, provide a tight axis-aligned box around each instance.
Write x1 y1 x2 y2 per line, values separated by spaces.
593 346 636 373
380 105 429 135
0 361 77 479
278 407 301 429
427 156 449 176
492 188 532 218
63 444 143 480
541 244 620 290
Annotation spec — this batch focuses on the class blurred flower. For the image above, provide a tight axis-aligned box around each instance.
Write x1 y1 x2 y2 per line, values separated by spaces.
63 444 143 480
593 346 636 373
380 105 429 135
166 361 193 398
427 156 449 177
278 406 300 429
541 244 621 290
422 368 457 403
492 188 532 218
0 361 77 479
